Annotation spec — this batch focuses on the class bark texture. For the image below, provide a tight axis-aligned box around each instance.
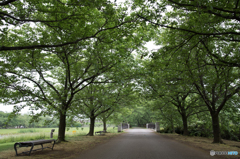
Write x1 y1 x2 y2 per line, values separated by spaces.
58 112 67 142
211 111 223 143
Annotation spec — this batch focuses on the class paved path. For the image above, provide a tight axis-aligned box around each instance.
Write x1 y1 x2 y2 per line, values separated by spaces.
76 128 220 159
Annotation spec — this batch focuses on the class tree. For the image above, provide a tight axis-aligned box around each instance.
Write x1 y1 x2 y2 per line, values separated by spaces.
0 111 9 128
0 1 150 141
134 0 240 67
1 0 134 51
139 14 240 142
153 100 182 133
161 90 206 135
110 107 135 126
156 28 240 142
186 51 240 143
99 109 115 132
132 106 154 127
0 30 141 141
72 81 134 136
99 90 138 131
140 52 207 135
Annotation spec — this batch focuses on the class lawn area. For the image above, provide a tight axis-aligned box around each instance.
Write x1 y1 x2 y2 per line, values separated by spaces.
0 126 117 135
0 127 118 146
0 126 120 158
0 131 121 159
0 128 57 135
0 142 15 152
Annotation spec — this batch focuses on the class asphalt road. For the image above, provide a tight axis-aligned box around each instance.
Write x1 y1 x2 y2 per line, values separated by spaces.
76 128 220 159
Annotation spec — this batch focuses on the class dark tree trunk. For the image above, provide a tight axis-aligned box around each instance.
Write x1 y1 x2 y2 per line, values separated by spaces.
137 119 140 127
170 116 175 133
172 124 175 133
103 119 107 132
58 112 67 142
181 112 189 136
88 116 96 136
211 111 223 143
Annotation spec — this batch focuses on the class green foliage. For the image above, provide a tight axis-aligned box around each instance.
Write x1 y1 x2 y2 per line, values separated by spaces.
1 0 239 144
1 0 150 141
0 111 59 129
0 142 15 152
138 0 240 141
74 123 82 127
0 133 48 144
17 129 38 133
188 122 213 138
0 126 114 148
221 125 240 141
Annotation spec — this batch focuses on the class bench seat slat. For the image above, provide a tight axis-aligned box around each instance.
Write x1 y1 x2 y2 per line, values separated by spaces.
14 139 55 156
18 139 55 145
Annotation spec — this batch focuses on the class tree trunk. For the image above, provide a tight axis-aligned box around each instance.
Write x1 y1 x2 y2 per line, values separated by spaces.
58 112 67 142
170 116 175 133
137 119 140 127
88 116 96 136
181 113 189 136
172 123 175 133
211 111 223 143
103 119 107 132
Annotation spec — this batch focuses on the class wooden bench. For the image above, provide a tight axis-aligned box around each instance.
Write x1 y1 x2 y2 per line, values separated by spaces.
95 130 106 135
14 139 56 156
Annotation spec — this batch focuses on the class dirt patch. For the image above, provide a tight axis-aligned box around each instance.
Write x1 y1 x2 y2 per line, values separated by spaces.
158 133 240 159
0 133 121 159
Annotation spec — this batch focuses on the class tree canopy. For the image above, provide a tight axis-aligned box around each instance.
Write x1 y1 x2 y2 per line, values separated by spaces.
1 0 239 144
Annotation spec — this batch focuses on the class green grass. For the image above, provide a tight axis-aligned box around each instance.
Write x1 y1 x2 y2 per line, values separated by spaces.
17 129 38 133
0 127 117 144
0 126 118 152
0 128 58 135
0 127 114 135
0 142 15 152
0 133 55 144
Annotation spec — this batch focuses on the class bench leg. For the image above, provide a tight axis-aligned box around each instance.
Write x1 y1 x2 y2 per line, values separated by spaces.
14 143 19 156
51 140 55 150
29 144 34 156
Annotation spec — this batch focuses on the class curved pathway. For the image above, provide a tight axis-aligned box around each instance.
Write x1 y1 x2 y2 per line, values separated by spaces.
76 128 220 159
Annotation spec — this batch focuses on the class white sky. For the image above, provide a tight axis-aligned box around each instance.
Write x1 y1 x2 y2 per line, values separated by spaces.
0 104 29 114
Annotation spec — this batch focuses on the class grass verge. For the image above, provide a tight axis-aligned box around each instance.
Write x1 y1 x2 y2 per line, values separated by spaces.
158 133 240 159
0 132 121 159
0 142 15 152
0 127 117 144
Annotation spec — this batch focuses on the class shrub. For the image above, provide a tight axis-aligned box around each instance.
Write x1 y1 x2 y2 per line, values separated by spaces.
221 125 239 141
175 126 183 135
188 122 212 137
74 123 82 127
162 126 174 133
